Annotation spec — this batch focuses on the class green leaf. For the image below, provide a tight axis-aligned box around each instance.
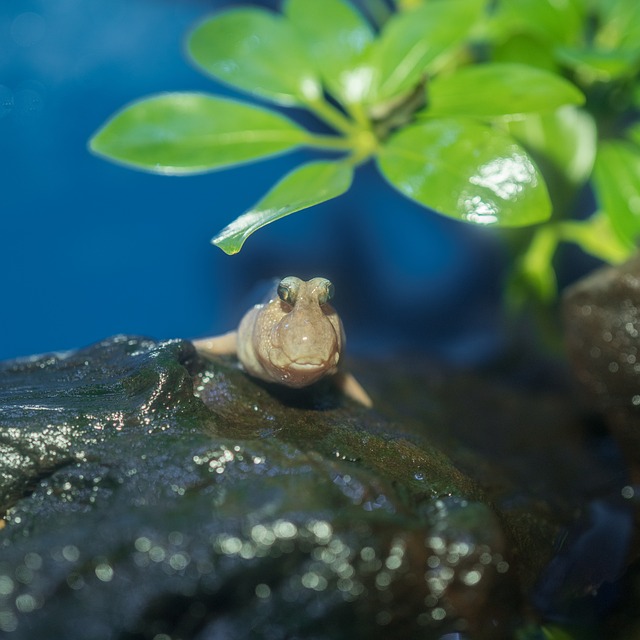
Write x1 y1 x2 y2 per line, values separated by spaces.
627 121 640 146
377 118 551 226
507 106 597 186
89 93 310 175
596 0 640 50
284 0 374 105
592 140 640 247
492 0 583 47
188 8 321 106
364 0 485 106
425 63 584 118
395 0 426 9
558 213 633 264
555 47 640 81
212 161 354 254
491 33 558 71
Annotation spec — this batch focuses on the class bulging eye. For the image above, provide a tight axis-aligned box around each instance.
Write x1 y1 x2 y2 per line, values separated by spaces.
277 277 299 305
318 280 335 306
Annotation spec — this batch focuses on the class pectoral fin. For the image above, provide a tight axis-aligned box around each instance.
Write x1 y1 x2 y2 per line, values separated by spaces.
193 331 238 356
335 371 373 408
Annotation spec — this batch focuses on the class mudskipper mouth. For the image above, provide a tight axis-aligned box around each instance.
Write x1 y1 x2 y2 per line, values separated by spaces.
283 348 339 372
288 360 326 371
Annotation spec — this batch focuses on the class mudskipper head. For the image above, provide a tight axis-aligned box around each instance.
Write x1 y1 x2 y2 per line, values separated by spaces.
261 276 343 387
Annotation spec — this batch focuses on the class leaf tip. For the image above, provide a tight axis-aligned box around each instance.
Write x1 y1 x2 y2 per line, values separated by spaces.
87 133 105 158
211 235 242 255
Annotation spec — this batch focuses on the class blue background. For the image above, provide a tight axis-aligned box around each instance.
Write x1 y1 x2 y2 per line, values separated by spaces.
0 0 511 363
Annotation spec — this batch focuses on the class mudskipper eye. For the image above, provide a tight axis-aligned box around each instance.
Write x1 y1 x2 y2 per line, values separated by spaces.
277 277 299 305
318 280 335 306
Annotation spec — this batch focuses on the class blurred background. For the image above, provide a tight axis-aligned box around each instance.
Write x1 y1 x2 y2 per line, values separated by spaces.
0 0 512 363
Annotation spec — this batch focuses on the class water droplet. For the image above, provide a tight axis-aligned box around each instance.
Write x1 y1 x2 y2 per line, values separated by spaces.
15 594 37 613
95 562 114 582
622 485 635 499
0 575 15 596
431 606 446 621
62 545 80 562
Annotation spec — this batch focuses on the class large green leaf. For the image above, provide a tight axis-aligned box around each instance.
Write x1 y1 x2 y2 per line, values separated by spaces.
377 119 551 226
89 93 310 174
284 0 374 105
188 8 321 106
364 0 485 106
592 140 640 246
213 161 354 254
425 63 584 118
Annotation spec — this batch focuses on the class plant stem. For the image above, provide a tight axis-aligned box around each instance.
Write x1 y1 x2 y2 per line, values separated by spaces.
346 129 379 166
344 100 372 130
525 225 559 270
307 98 357 135
304 133 355 152
518 224 560 301
305 127 378 166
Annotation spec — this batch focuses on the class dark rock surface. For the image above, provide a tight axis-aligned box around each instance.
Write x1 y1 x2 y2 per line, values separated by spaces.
564 254 640 473
0 335 630 639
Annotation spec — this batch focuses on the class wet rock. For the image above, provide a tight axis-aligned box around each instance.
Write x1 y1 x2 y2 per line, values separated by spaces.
0 335 624 638
563 253 640 470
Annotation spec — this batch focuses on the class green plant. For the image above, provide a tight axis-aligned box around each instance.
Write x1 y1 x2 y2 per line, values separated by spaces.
488 0 640 301
90 0 640 301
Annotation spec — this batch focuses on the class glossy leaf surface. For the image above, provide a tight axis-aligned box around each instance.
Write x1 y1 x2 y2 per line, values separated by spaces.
593 140 640 246
188 9 321 106
90 93 309 174
285 0 374 104
377 119 551 226
426 63 584 118
213 161 353 254
364 0 484 106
